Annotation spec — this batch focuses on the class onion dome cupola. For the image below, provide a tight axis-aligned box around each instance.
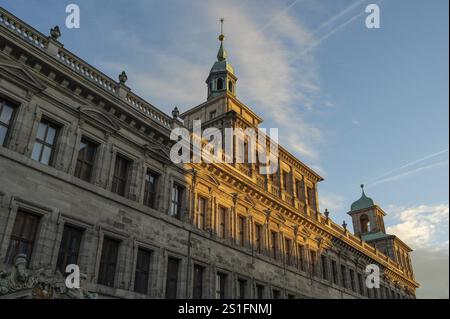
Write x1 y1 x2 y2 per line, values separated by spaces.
350 184 375 211
206 18 237 100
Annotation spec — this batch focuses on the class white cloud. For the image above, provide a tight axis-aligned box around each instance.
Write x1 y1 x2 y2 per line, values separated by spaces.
385 203 449 298
386 203 449 251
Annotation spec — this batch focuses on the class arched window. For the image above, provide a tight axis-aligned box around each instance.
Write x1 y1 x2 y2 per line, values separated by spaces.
217 78 224 90
360 214 370 233
228 80 233 92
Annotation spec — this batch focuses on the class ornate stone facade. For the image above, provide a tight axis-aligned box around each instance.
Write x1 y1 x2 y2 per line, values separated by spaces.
0 7 418 299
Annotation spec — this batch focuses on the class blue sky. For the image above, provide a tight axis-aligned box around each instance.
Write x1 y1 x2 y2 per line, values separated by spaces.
2 0 448 298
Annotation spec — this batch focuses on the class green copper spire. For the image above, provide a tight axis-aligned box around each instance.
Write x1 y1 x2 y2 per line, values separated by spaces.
217 18 227 61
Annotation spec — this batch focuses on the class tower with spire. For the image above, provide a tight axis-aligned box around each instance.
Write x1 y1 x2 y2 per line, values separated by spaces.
347 185 415 279
206 18 237 100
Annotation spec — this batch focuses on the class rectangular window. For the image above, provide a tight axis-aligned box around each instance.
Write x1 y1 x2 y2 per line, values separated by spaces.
98 237 120 287
165 257 180 298
237 215 246 247
74 138 97 182
272 289 280 299
349 269 356 292
256 284 265 299
237 278 247 299
193 265 204 299
321 255 329 280
255 224 263 254
285 238 292 265
307 186 317 211
295 180 304 201
340 265 347 289
56 225 83 273
134 248 152 295
170 183 183 218
331 260 338 285
0 98 15 147
270 231 278 260
287 294 296 299
215 272 227 299
310 250 317 276
143 170 159 209
282 171 288 191
358 273 365 296
218 207 227 238
5 210 40 266
210 111 217 120
298 244 305 271
197 197 207 230
111 155 130 196
31 119 59 166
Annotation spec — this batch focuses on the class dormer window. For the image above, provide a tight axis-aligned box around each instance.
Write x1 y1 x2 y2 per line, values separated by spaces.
217 78 224 90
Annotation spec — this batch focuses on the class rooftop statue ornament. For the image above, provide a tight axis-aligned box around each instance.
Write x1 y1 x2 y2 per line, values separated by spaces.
324 208 330 221
50 26 61 40
342 220 348 232
119 71 128 85
172 106 180 119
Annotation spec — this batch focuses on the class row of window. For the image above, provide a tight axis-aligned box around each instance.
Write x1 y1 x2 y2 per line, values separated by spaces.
4 209 299 298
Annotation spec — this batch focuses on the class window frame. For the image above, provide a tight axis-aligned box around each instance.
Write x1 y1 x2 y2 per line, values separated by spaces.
143 170 159 209
97 236 120 288
56 224 84 274
4 210 41 267
111 154 131 196
74 137 98 183
0 97 17 147
31 118 60 166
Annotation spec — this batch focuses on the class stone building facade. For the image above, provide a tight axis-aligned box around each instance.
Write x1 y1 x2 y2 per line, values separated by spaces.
0 7 418 299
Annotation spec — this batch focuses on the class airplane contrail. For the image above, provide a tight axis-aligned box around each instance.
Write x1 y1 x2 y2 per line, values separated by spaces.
291 0 385 62
367 148 449 185
368 160 449 187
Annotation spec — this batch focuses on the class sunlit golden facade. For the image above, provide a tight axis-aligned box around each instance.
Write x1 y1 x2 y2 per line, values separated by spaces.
0 7 418 299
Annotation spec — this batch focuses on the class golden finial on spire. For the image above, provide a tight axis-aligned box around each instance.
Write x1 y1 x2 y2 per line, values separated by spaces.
219 18 225 42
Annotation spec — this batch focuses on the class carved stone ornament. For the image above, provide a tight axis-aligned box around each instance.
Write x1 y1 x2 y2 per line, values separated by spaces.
50 26 61 40
0 254 97 299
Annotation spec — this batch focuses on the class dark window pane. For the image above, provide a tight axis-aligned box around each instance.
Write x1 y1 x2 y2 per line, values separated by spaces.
75 138 97 182
0 126 7 146
256 284 264 299
98 237 119 287
215 273 227 299
56 225 83 273
112 155 130 196
237 279 246 299
273 289 280 299
193 265 204 299
5 211 40 266
143 171 159 208
134 248 152 295
170 184 183 218
165 258 179 298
